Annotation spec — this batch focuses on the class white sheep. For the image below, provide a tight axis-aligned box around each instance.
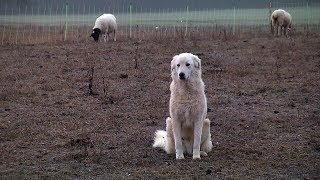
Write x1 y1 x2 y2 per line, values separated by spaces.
90 14 117 43
271 9 292 37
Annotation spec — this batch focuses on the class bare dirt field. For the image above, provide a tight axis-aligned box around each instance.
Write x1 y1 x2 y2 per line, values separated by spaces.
1 32 320 179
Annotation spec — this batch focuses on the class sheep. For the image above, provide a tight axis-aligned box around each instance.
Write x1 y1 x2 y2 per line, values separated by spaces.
90 14 117 43
271 9 292 37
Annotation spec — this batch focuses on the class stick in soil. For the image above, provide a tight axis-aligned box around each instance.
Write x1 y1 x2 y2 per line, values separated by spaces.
103 77 107 98
134 41 139 69
102 77 114 104
88 66 95 96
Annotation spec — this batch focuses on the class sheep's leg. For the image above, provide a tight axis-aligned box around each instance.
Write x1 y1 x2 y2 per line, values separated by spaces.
277 26 281 37
273 25 278 37
284 28 287 37
103 34 107 43
106 33 109 42
284 27 289 37
113 30 116 41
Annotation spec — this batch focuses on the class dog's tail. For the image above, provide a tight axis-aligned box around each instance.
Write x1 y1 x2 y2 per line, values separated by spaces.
152 130 167 150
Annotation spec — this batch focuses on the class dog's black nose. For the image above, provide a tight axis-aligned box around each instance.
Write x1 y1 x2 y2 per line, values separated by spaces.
179 73 185 79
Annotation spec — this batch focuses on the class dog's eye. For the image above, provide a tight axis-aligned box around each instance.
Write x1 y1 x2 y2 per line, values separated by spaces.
177 64 180 67
186 63 190 66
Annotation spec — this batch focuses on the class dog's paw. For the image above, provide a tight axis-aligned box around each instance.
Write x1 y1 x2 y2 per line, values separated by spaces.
192 149 201 159
175 149 185 159
200 151 208 157
192 155 201 160
176 154 185 160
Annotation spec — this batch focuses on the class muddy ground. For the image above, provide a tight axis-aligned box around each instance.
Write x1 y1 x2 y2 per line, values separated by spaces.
0 32 320 179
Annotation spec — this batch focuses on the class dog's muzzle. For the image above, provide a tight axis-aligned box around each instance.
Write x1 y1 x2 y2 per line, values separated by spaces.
179 72 186 80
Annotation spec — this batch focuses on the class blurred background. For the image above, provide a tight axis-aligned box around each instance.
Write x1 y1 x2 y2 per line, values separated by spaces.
0 0 319 44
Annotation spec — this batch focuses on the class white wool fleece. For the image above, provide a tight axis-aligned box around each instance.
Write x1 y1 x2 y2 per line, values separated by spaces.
93 14 117 37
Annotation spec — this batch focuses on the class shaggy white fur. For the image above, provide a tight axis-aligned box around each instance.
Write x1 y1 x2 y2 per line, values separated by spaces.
153 53 213 160
271 9 292 37
92 14 117 42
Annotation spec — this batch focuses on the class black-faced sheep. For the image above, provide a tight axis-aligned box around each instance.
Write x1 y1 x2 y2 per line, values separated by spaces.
271 9 292 37
90 14 117 43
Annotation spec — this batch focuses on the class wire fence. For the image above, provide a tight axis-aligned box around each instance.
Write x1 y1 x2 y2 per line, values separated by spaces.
0 1 319 45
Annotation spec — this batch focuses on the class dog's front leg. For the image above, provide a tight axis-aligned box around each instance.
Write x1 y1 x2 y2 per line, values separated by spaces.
172 119 184 159
165 117 175 154
193 119 203 159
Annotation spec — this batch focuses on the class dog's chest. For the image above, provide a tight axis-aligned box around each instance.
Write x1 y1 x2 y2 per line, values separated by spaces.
171 91 206 107
170 82 207 119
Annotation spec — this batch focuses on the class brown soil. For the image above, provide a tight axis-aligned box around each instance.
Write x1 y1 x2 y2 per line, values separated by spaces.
1 32 320 179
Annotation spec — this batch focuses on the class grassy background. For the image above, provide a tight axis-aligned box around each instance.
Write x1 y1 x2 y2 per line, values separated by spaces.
0 5 319 45
0 6 319 27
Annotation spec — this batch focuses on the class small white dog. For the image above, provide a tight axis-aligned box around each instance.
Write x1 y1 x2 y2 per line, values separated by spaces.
153 53 213 160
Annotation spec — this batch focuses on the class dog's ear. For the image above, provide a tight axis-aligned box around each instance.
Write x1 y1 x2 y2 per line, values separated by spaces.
171 55 178 72
192 54 201 69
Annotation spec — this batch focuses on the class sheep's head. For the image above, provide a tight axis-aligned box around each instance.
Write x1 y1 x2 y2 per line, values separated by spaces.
90 28 101 42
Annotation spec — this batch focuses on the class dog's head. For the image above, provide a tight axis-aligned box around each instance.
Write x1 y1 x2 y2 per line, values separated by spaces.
90 28 101 42
171 53 201 81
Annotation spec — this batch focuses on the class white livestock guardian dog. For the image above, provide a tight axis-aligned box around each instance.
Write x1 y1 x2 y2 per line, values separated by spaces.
153 53 213 160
